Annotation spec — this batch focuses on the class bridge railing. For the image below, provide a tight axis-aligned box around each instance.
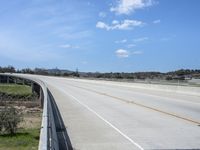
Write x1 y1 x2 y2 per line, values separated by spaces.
38 79 59 150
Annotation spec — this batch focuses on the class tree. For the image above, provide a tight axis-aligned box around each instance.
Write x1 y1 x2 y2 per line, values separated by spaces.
0 66 16 73
21 68 34 74
0 106 23 135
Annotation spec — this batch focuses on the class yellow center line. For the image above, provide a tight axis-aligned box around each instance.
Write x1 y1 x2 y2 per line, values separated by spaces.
69 84 200 125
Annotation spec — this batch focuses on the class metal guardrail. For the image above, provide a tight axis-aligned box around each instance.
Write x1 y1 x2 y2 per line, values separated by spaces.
0 73 72 150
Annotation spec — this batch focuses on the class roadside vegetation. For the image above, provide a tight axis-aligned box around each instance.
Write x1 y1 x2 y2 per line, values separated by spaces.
0 84 38 107
0 83 41 150
0 84 32 96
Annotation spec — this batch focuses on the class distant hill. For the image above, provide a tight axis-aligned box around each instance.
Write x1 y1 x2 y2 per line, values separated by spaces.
47 68 73 75
1 66 200 80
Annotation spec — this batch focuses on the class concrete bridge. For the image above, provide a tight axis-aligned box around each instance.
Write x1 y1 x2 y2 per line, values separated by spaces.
1 73 200 150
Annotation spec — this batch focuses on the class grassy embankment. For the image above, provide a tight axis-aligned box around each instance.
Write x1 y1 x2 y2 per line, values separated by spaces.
0 84 41 150
0 84 32 96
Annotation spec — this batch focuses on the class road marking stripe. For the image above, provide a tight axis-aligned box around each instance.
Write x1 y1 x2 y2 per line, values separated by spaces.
69 84 200 125
57 87 144 150
105 94 200 125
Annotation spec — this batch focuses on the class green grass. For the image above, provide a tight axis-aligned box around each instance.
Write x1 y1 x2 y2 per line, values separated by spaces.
0 84 32 96
0 128 40 150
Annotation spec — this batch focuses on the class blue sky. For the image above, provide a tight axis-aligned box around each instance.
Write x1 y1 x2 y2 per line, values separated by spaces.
0 0 200 72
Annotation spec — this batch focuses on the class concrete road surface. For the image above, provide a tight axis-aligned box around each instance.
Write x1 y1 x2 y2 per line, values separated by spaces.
21 75 200 149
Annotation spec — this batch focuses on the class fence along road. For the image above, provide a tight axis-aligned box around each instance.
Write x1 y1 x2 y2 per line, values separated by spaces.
4 74 200 149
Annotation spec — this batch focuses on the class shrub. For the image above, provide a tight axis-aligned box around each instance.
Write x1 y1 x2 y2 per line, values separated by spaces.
0 106 23 135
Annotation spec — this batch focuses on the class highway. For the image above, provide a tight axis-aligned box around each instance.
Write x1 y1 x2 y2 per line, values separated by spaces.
21 75 200 149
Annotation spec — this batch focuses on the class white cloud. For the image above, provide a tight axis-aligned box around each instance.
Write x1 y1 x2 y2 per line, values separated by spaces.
133 37 149 42
112 20 119 24
114 20 143 30
96 19 144 30
99 12 107 18
115 49 129 58
115 39 127 43
96 22 110 30
153 19 161 24
59 44 79 49
115 49 143 58
110 0 154 15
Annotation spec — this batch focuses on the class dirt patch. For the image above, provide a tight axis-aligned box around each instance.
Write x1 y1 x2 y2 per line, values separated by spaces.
0 105 42 130
20 110 42 129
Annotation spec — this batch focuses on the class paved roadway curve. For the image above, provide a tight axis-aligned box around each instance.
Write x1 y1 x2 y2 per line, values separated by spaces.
25 75 200 149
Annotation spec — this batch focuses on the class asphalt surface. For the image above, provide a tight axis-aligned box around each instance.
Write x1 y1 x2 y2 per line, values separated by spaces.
22 75 200 149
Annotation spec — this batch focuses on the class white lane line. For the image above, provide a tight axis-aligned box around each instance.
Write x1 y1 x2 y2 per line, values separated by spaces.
57 87 144 150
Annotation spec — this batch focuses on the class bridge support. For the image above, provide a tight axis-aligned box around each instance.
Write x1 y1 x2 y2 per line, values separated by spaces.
7 76 9 83
31 82 43 107
0 75 10 83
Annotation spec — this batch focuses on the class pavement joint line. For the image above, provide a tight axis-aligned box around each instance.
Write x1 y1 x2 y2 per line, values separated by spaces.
69 84 200 125
56 87 144 150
